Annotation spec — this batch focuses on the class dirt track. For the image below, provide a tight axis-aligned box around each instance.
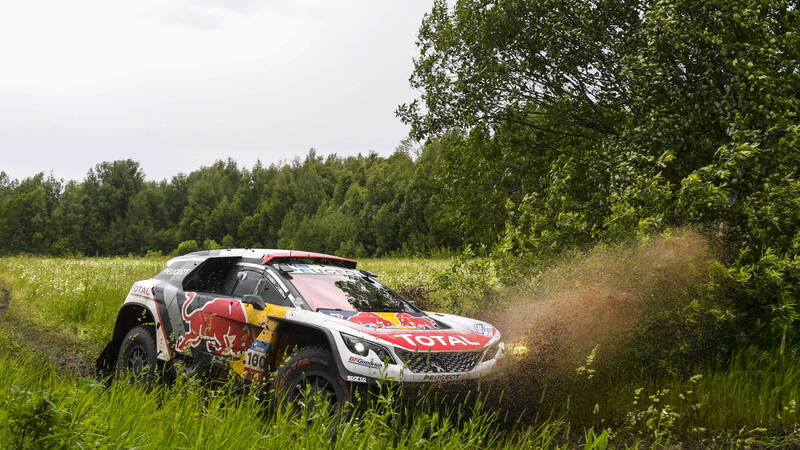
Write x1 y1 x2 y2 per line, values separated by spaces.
0 279 96 377
0 282 9 314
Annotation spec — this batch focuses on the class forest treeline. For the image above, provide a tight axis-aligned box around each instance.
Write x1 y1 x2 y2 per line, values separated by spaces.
0 148 460 257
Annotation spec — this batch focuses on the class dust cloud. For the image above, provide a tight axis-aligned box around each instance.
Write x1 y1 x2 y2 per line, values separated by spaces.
483 230 715 407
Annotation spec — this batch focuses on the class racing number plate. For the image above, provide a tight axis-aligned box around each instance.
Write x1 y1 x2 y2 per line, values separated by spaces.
244 340 270 372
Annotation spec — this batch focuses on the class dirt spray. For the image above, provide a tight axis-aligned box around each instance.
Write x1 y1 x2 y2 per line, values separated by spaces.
480 230 718 418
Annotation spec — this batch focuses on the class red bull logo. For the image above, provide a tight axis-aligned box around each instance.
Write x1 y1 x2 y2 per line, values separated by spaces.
175 292 255 355
395 312 437 330
320 310 441 329
346 312 396 328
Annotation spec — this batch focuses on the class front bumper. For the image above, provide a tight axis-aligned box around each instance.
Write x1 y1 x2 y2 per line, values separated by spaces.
337 334 504 383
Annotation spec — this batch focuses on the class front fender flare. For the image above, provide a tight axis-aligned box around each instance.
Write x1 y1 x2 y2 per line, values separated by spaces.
271 317 357 381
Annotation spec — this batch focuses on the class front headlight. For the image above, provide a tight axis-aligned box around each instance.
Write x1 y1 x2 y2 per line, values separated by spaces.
340 333 396 364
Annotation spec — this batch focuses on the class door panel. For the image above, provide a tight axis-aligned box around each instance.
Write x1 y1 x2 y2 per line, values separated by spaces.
174 290 255 356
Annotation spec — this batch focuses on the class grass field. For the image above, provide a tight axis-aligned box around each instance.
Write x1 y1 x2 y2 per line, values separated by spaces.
1 254 799 448
0 256 450 360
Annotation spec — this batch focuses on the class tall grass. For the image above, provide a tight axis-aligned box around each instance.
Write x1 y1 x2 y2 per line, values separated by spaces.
665 347 800 432
4 348 798 448
0 357 577 449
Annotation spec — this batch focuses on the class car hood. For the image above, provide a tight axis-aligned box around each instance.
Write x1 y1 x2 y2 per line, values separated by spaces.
319 309 497 351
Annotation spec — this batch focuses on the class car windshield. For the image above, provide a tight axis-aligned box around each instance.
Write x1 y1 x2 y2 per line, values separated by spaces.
290 273 414 312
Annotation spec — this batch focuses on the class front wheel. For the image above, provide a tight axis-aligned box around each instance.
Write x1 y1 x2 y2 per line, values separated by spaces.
275 346 359 415
116 325 158 383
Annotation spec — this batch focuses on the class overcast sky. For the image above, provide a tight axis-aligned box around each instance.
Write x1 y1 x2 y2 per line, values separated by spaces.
0 0 432 182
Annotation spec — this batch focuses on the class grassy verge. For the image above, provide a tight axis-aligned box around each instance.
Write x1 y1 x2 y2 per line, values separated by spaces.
565 347 800 447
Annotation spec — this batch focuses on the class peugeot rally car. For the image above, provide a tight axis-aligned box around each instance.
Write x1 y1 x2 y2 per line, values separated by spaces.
97 249 504 407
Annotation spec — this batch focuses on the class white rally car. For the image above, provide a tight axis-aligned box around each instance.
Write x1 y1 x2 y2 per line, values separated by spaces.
97 249 504 408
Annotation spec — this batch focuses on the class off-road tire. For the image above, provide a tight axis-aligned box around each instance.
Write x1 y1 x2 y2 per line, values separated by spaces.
116 325 158 384
275 346 357 415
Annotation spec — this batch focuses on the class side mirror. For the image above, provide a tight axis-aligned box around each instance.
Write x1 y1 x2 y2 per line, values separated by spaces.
407 299 419 309
243 294 266 310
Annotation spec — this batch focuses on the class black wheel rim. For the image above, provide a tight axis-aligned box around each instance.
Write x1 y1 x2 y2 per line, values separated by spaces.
126 345 149 375
290 374 338 412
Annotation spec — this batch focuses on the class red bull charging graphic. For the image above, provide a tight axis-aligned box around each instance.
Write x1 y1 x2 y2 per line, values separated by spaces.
175 291 255 355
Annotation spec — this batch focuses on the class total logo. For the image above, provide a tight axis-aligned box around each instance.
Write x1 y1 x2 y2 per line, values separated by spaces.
395 334 480 348
130 284 152 297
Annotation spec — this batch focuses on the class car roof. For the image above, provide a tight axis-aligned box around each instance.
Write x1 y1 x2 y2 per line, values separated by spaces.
167 248 357 269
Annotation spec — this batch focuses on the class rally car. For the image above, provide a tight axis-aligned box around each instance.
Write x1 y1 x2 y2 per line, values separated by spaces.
97 249 504 408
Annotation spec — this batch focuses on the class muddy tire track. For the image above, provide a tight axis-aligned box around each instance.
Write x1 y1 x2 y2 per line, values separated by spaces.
0 281 9 314
0 279 96 377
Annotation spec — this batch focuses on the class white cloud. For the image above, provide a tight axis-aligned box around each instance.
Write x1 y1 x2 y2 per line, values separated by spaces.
165 7 222 30
189 0 263 14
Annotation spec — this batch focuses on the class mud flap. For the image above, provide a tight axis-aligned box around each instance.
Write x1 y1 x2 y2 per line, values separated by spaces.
95 340 118 381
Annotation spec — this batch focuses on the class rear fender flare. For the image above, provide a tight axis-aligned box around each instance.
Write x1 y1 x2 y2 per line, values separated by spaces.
96 301 170 377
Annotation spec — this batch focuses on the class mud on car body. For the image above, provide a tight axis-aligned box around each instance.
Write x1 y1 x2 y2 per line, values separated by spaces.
97 249 504 406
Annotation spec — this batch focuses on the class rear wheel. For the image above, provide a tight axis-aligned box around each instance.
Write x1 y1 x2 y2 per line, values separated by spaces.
116 325 158 383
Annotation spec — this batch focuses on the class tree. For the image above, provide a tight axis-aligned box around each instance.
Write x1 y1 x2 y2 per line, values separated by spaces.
400 0 800 343
397 0 640 142
81 160 145 254
0 186 50 254
0 173 62 254
400 0 799 249
0 172 15 205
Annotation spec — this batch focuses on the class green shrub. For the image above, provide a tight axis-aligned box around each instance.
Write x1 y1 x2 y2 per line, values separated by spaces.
175 240 199 255
49 237 73 258
678 126 800 346
202 239 221 250
221 234 235 248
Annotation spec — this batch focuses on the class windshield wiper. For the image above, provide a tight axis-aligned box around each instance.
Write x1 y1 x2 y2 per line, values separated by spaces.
360 308 402 313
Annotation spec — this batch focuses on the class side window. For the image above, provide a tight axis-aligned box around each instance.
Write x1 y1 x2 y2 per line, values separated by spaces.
258 280 291 307
220 265 242 295
231 271 261 297
183 257 241 294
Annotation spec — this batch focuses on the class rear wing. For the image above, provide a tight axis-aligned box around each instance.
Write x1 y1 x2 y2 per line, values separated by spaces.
261 251 357 269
